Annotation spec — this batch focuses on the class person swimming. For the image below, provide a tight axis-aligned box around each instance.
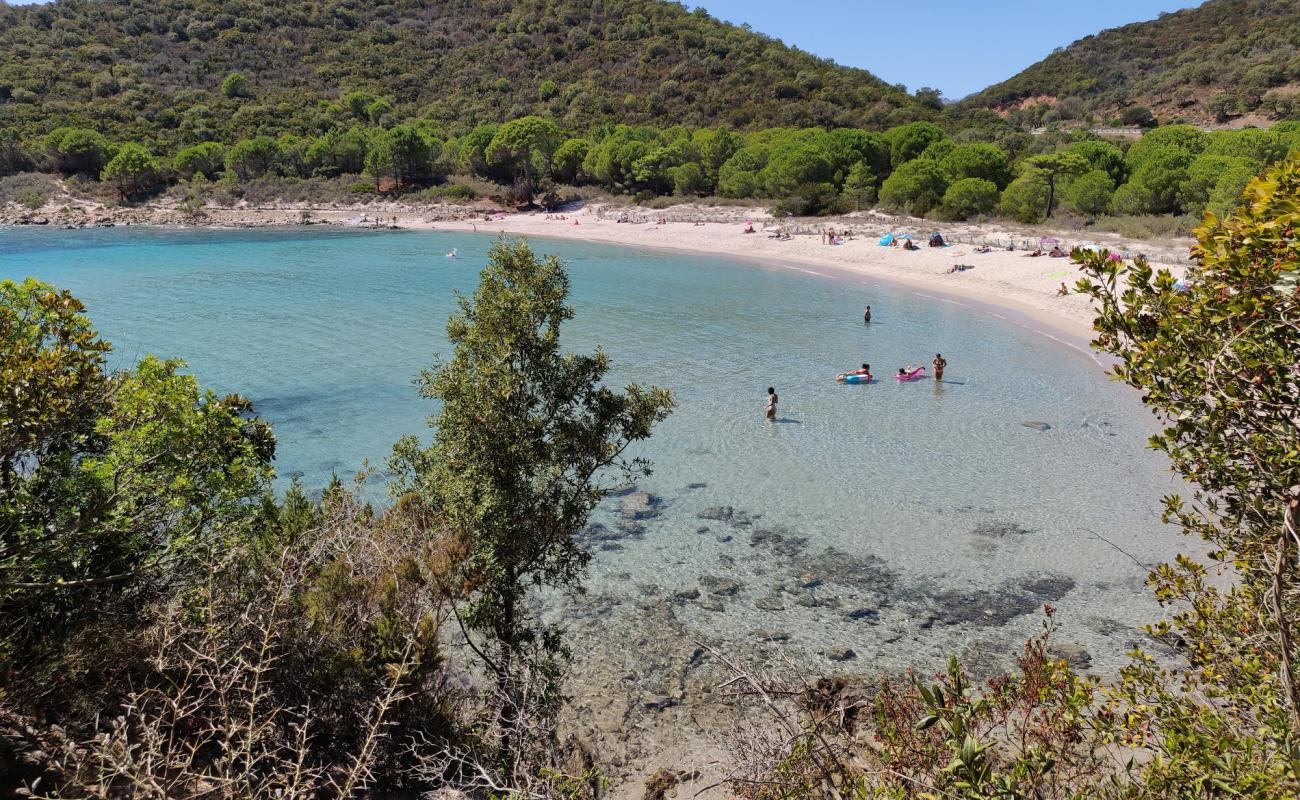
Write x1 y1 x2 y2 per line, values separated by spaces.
446 247 457 258
765 387 778 420
837 363 871 381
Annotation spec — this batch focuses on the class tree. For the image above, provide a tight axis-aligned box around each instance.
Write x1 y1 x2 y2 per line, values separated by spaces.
884 121 945 167
487 116 561 201
0 279 275 696
100 143 161 199
841 161 877 210
389 240 673 766
42 127 108 175
1177 154 1255 213
1067 139 1126 184
939 143 1011 188
1075 156 1300 794
1000 173 1050 223
173 141 226 180
878 158 947 215
224 136 281 180
941 177 999 220
1064 169 1115 218
1120 106 1156 128
1124 144 1195 214
551 137 589 184
1022 151 1088 218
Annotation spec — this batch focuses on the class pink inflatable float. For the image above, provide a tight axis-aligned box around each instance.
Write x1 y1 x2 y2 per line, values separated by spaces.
894 367 926 381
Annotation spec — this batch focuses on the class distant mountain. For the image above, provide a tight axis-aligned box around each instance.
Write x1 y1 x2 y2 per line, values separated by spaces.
0 0 933 145
957 0 1300 126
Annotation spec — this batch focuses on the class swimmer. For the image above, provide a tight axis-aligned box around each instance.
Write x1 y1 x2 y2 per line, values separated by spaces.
765 387 778 420
836 363 871 382
446 247 457 258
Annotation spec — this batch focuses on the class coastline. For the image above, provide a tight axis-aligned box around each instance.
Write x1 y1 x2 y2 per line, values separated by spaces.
3 199 1191 359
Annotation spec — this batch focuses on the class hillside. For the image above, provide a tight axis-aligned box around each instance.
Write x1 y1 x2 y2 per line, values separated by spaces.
957 0 1300 126
0 0 931 146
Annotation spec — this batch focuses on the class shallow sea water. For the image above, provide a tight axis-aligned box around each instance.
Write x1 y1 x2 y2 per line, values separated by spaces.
2 226 1188 673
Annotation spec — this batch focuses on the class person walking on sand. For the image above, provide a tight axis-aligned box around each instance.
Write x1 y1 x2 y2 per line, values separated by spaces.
932 353 947 381
863 305 872 324
765 387 778 420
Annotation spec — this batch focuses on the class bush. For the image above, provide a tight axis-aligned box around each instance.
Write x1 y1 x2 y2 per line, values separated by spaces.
941 177 999 220
939 143 1011 188
101 143 162 199
173 142 226 180
878 159 947 215
221 72 251 99
999 174 1049 223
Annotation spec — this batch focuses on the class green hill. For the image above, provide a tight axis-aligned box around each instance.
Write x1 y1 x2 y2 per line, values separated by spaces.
0 0 931 146
957 0 1300 126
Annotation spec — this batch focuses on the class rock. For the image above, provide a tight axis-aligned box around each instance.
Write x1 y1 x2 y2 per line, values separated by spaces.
846 607 878 621
754 595 785 612
697 505 733 521
971 521 1034 538
672 588 701 603
699 575 741 596
643 695 676 711
754 628 790 642
699 597 725 612
827 648 857 662
695 526 710 534
715 534 733 543
794 594 823 608
1048 643 1092 670
1022 421 1052 431
751 528 784 547
615 519 647 537
686 482 708 489
637 584 661 597
620 491 662 520
799 573 824 589
599 542 624 552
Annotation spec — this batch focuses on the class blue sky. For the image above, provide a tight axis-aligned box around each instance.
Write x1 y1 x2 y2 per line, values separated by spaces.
4 0 1205 98
690 0 1203 98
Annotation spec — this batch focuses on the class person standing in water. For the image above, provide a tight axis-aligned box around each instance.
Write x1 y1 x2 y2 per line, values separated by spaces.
765 387 778 420
863 305 872 324
932 353 947 381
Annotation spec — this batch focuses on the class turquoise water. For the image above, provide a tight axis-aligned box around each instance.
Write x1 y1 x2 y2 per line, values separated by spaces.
1 226 1186 673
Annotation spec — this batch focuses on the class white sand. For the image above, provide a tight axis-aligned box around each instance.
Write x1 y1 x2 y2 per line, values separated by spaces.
425 208 1187 350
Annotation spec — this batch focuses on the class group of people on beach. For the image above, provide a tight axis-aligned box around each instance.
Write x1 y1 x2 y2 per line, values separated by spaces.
764 305 948 420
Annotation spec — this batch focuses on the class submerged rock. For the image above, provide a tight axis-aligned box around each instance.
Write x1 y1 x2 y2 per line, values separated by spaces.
971 521 1034 538
754 628 791 642
827 648 857 662
699 575 742 596
698 597 725 612
754 595 785 612
1022 421 1052 431
846 607 879 622
686 482 708 489
620 491 663 520
671 588 701 603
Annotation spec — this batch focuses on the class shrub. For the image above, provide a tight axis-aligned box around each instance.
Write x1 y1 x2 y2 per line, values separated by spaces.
941 177 999 220
100 143 162 199
173 142 226 180
939 143 1011 188
221 72 251 99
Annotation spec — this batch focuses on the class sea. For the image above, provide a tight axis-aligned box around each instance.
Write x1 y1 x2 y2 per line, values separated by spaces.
1 225 1190 674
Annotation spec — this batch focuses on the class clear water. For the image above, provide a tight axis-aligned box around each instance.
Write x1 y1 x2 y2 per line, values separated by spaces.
1 226 1188 674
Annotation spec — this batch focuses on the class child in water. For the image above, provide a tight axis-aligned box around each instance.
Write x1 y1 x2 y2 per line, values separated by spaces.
765 387 778 420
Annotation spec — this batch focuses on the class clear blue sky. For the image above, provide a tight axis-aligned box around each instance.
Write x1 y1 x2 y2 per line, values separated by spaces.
5 0 1206 99
690 0 1203 98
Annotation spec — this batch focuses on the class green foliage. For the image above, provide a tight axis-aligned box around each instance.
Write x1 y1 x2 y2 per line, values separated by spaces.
487 115 562 199
1068 139 1126 184
389 240 673 756
878 158 947 215
1001 173 1050 223
225 136 282 180
1177 154 1255 213
100 143 161 199
173 142 226 180
1064 168 1115 218
884 121 945 167
1076 155 1300 798
841 160 877 210
1124 143 1195 214
42 127 108 175
941 177 999 220
0 278 275 700
1022 151 1088 218
959 0 1300 124
221 72 251 99
939 142 1011 188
